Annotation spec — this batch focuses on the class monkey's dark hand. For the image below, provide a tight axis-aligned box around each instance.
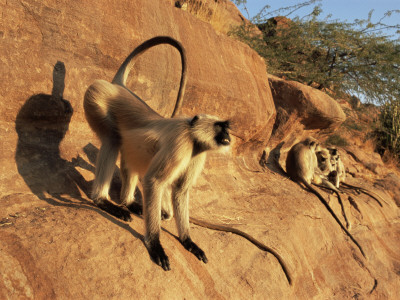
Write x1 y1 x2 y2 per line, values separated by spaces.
97 200 132 222
147 239 171 271
182 238 208 263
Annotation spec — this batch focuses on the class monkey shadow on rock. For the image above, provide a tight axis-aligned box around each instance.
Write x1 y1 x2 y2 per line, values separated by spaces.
14 61 142 240
260 142 287 175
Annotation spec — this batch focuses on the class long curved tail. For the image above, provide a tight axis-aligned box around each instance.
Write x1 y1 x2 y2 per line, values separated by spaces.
189 217 293 286
341 182 384 207
302 180 366 258
313 183 350 229
112 36 187 118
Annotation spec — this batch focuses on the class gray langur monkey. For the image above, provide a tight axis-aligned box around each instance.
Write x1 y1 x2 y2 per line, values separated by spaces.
328 147 384 207
285 138 365 257
84 36 232 271
314 148 340 192
315 148 349 228
327 147 346 188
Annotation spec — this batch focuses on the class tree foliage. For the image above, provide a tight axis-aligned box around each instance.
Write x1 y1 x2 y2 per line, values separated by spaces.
377 100 400 159
231 1 400 159
230 2 400 104
232 0 247 5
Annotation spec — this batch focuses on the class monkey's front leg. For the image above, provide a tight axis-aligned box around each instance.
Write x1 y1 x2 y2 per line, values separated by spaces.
181 237 208 263
142 178 171 271
172 182 208 263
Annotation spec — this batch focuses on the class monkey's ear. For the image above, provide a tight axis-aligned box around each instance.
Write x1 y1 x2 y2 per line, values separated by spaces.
190 115 199 127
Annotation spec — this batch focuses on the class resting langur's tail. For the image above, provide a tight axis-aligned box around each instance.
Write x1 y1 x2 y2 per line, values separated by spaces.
301 180 366 258
112 36 187 118
341 182 384 207
313 183 349 229
189 217 293 286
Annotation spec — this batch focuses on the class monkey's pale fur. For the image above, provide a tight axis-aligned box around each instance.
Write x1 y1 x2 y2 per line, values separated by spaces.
84 80 230 268
83 37 231 270
314 148 341 192
327 147 346 188
327 147 384 207
286 137 365 257
286 137 319 185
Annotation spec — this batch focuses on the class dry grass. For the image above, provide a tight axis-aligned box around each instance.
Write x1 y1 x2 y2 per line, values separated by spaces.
381 149 400 169
326 134 349 147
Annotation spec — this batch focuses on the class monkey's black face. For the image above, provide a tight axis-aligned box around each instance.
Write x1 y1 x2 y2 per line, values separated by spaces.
214 121 231 146
330 149 338 156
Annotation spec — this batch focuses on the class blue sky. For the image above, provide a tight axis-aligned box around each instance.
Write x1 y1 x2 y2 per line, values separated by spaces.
237 0 399 35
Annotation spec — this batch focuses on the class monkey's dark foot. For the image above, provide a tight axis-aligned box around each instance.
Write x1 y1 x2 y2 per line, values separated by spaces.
127 202 143 216
181 238 208 263
97 200 132 221
146 239 170 271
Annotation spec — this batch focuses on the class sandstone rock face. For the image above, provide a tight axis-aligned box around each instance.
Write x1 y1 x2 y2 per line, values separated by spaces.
1 0 275 154
1 0 399 299
171 0 249 35
344 146 386 175
267 74 346 150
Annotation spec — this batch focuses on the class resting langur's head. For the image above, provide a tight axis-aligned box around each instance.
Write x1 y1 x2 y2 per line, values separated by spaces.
316 148 333 174
302 137 319 151
190 114 231 153
327 147 339 169
303 136 317 145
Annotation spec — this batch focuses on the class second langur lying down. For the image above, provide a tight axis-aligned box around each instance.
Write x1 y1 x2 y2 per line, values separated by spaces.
285 137 365 257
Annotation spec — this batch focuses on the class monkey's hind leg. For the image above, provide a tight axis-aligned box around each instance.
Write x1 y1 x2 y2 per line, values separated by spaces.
92 139 132 221
142 176 171 271
120 156 142 216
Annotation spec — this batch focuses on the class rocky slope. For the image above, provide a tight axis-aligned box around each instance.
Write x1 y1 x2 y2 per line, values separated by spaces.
1 0 399 299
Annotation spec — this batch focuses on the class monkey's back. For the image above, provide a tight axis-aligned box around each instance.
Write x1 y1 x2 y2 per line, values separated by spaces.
83 80 162 139
286 142 314 184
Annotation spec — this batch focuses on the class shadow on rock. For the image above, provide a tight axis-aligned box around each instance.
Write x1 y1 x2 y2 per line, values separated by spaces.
14 61 142 240
260 142 286 175
15 61 91 205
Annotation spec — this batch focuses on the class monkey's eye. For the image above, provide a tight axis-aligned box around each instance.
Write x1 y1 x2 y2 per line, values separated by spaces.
321 157 326 162
214 121 230 130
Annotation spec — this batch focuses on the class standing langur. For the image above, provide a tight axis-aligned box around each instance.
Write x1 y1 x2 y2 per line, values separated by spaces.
285 138 365 257
84 36 232 271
